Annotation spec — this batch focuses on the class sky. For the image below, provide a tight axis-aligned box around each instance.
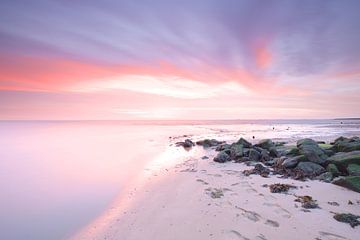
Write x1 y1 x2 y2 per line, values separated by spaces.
0 0 359 120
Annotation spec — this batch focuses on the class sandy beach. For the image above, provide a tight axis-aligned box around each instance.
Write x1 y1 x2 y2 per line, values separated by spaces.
73 134 360 240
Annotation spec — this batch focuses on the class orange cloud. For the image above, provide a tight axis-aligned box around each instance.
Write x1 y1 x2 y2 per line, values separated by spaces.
0 53 299 97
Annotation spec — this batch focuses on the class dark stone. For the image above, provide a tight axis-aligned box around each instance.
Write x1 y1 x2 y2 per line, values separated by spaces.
248 149 261 162
316 172 333 183
236 137 252 148
196 139 224 148
295 162 325 176
260 149 271 162
326 163 341 177
175 139 195 148
347 164 360 176
213 151 231 163
332 176 360 193
255 139 275 150
229 143 244 159
281 155 305 168
328 151 360 170
215 143 231 151
286 147 300 156
297 138 328 165
269 147 279 157
331 136 360 152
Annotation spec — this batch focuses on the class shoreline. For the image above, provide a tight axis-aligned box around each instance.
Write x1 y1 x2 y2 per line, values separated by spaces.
72 134 360 240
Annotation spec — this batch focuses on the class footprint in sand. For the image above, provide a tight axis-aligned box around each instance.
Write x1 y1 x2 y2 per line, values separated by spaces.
235 206 261 222
226 230 250 240
258 193 277 201
263 202 291 218
207 173 223 177
318 231 349 240
265 219 280 227
196 179 209 185
255 234 268 240
222 170 242 175
246 188 258 193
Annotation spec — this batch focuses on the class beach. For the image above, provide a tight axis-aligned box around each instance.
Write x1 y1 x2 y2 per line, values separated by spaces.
72 120 360 240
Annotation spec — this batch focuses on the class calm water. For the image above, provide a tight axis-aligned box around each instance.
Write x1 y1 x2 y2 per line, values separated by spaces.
0 119 359 240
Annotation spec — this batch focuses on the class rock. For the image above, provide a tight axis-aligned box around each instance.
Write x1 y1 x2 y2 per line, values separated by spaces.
230 143 244 159
269 183 297 193
347 164 360 176
326 163 341 177
295 162 325 176
234 156 250 163
295 195 319 209
236 137 252 148
331 136 360 152
248 149 261 161
215 143 231 151
201 156 209 160
333 213 360 228
196 139 224 148
256 139 275 150
243 164 270 177
213 151 231 163
316 172 333 183
332 176 360 193
282 155 305 168
297 138 328 165
260 149 271 162
286 147 300 156
175 139 195 148
328 151 360 170
268 147 279 157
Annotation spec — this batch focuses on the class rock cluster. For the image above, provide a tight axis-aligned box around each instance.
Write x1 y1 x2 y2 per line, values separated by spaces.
207 136 360 193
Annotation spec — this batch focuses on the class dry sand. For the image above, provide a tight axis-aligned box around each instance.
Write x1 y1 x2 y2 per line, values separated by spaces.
73 145 360 240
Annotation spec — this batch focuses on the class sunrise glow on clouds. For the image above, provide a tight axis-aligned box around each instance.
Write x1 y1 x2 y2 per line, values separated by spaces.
0 0 359 119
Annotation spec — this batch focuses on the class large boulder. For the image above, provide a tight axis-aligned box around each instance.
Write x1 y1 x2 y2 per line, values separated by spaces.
286 147 300 156
328 151 360 170
281 155 306 168
213 151 231 163
215 143 231 151
332 176 360 193
297 138 318 147
331 136 360 152
249 149 261 161
347 164 360 176
196 139 224 148
316 172 334 183
326 163 341 177
236 138 252 148
256 139 275 150
296 138 328 165
295 162 325 176
230 143 244 159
